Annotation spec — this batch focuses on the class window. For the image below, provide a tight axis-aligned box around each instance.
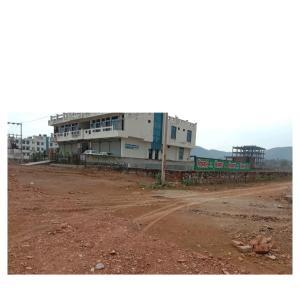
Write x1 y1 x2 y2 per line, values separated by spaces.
37 147 40 151
41 142 44 146
187 130 192 142
50 143 53 147
179 147 184 160
26 141 29 144
178 127 180 130
112 116 119 129
95 119 101 128
155 150 159 160
148 120 151 123
26 146 29 150
37 142 40 145
171 126 177 139
105 117 112 127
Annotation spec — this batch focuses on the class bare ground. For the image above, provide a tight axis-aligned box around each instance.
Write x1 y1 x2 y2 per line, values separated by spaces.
8 164 292 274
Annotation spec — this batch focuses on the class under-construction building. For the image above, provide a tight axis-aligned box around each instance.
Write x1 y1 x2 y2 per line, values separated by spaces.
228 145 265 168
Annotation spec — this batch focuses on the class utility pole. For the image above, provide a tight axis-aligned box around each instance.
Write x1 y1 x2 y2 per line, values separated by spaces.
8 122 23 163
20 123 23 163
161 112 168 185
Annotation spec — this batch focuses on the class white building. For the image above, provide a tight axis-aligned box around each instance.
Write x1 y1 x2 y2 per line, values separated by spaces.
48 113 197 162
8 134 59 160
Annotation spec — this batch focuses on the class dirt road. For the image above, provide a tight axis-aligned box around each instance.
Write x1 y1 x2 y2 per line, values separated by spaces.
8 164 292 274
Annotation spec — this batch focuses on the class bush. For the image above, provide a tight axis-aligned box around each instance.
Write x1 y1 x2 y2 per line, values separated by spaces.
155 172 161 184
182 176 194 186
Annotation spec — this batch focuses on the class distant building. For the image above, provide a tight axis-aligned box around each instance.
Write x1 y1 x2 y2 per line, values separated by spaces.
48 113 197 161
228 145 265 168
8 134 59 160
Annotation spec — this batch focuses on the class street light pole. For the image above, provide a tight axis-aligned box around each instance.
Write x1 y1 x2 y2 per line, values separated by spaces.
20 122 23 163
161 112 168 185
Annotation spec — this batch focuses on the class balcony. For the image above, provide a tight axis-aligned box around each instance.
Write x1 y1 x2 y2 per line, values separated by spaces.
54 125 126 142
55 130 84 142
84 125 126 140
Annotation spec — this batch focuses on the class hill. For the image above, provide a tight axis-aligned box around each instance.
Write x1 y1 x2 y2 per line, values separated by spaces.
265 147 292 161
191 146 231 159
191 146 292 161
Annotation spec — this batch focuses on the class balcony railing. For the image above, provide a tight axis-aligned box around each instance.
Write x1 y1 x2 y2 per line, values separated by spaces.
84 125 114 135
54 124 124 141
55 130 84 141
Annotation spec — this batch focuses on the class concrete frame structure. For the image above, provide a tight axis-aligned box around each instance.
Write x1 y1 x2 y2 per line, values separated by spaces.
48 113 197 162
231 145 265 168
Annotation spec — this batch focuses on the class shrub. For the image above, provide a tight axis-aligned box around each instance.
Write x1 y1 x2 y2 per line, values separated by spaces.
182 176 194 186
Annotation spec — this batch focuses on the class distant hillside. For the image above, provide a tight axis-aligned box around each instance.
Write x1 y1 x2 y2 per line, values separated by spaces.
265 147 292 161
191 146 231 159
191 146 292 161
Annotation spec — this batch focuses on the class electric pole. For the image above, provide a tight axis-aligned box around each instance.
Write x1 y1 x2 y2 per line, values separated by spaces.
8 122 23 163
20 123 23 163
161 112 168 185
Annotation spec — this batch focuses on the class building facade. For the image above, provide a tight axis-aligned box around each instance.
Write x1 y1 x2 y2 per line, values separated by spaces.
8 134 59 160
48 113 197 161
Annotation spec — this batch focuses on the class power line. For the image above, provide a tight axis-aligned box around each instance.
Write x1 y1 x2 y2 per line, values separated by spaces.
21 115 49 124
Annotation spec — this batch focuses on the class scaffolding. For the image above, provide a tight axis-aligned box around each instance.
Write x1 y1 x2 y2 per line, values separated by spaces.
231 145 265 168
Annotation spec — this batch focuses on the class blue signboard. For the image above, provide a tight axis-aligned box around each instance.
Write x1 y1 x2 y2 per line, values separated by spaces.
125 144 139 150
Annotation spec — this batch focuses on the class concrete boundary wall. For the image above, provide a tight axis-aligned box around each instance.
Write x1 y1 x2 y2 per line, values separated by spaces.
172 170 292 184
124 169 292 184
49 162 292 184
83 155 194 171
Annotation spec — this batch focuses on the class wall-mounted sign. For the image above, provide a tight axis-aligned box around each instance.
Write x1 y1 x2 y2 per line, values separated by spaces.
214 161 224 168
198 160 209 168
125 143 139 150
194 157 251 172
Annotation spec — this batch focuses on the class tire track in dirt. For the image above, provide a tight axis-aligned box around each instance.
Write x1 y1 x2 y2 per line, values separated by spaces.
133 202 182 221
134 182 291 232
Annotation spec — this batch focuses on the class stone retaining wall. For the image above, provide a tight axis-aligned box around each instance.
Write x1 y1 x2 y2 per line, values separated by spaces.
125 169 292 184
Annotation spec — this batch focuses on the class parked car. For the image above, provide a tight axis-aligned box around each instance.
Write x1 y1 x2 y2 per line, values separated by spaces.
82 150 98 155
82 150 111 156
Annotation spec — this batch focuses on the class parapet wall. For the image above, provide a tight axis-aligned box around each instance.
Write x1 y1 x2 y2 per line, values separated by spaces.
83 155 194 171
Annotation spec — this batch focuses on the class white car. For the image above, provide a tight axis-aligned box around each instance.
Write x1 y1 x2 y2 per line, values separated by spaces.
82 150 98 155
82 150 111 156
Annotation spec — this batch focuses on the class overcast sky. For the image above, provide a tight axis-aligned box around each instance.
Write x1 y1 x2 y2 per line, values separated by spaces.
3 1 296 152
7 112 292 151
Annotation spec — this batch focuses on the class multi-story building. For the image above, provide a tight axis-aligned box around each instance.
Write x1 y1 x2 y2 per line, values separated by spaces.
8 134 59 160
48 113 197 162
48 133 59 151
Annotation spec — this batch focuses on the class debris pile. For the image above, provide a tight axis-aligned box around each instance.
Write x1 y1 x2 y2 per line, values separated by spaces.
250 235 273 254
231 240 252 253
232 235 274 255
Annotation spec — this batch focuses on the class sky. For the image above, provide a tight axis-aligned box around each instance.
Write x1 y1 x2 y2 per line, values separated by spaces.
3 1 296 151
1 2 299 292
7 112 292 151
